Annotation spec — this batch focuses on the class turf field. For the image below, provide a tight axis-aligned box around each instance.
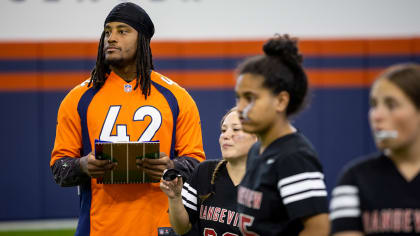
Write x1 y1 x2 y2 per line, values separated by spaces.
0 219 77 236
0 229 75 236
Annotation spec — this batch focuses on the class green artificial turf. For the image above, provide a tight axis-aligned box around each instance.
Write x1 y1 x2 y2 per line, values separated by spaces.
0 229 76 236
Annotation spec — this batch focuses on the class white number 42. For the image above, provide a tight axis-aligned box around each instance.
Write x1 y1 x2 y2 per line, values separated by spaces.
99 105 162 142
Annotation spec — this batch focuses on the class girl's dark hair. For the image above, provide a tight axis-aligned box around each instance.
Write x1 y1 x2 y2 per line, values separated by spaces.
377 63 420 109
236 34 308 116
88 32 154 99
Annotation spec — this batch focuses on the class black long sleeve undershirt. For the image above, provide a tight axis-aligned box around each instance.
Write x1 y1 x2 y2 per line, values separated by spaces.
51 157 90 187
51 155 200 186
172 156 200 182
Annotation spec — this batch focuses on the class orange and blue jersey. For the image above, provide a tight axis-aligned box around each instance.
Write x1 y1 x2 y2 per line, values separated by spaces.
51 71 205 236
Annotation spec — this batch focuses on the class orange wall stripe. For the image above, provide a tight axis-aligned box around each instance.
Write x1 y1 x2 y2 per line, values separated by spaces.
0 42 99 59
367 39 415 55
306 69 382 88
0 43 40 59
1 38 419 59
162 70 236 89
0 72 90 91
152 41 265 58
0 69 386 91
39 72 91 90
40 42 99 59
0 73 40 90
301 40 366 56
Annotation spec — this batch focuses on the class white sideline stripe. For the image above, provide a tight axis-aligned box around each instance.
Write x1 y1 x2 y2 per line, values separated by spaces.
0 218 78 231
184 182 197 195
278 172 324 187
330 195 359 210
283 190 327 205
330 208 361 221
182 188 197 205
280 179 326 197
332 185 358 196
183 199 197 211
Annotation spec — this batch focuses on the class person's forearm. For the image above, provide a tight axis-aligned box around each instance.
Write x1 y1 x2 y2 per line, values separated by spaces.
51 157 90 187
168 197 192 235
299 214 330 236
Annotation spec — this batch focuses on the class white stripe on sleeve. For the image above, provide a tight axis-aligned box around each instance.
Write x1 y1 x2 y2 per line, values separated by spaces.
183 182 197 195
182 199 197 211
330 195 359 211
283 190 327 205
332 185 358 196
330 208 361 221
181 188 197 205
280 179 326 198
278 172 324 187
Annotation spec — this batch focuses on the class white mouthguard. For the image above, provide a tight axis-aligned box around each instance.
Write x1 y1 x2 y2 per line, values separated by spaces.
374 130 398 140
242 102 254 121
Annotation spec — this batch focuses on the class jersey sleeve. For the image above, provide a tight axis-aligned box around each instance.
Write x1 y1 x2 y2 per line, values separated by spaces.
174 89 205 162
276 151 329 220
181 163 202 225
330 166 363 234
50 85 86 166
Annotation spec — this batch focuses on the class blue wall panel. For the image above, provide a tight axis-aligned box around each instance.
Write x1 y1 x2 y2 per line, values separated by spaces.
41 92 79 219
0 92 80 220
189 89 236 159
0 92 42 219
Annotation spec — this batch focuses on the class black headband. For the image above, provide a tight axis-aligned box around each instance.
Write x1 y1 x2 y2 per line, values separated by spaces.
104 2 155 39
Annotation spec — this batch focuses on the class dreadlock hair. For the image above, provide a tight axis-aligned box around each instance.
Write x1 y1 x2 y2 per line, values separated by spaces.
88 32 155 99
199 159 227 202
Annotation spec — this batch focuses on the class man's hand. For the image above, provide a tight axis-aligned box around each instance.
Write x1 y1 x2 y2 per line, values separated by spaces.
136 152 174 181
79 152 117 178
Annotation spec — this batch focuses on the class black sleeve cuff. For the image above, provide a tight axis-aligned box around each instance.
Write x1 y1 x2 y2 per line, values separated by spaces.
286 197 329 221
51 157 90 187
172 156 200 182
331 218 364 234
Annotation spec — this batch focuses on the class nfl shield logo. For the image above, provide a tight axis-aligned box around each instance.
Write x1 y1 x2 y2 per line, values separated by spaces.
124 84 132 92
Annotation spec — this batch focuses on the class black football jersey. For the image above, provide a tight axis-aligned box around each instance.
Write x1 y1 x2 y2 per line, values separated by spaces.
330 153 420 235
182 160 242 236
237 132 329 236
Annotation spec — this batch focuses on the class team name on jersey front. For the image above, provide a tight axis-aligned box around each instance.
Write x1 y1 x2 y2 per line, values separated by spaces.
199 205 240 227
363 208 420 234
237 186 262 210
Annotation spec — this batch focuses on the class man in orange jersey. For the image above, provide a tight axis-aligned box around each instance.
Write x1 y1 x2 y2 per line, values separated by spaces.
50 2 205 236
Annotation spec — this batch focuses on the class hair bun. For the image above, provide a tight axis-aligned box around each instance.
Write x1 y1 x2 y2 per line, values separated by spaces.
263 34 303 65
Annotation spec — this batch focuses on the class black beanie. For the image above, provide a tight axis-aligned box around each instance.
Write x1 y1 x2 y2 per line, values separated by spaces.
104 2 155 39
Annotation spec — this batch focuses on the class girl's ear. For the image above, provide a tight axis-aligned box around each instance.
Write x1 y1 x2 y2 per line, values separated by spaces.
275 91 290 113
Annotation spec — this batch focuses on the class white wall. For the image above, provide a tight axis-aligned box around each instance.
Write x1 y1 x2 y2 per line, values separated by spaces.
1 0 419 41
